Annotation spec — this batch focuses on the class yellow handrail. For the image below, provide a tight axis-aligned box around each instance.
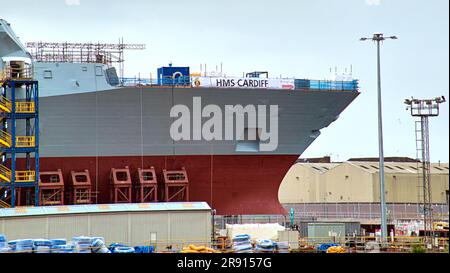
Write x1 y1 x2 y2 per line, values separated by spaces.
15 136 35 148
0 164 12 182
15 170 35 182
15 102 35 113
0 95 12 113
0 199 10 208
0 130 12 147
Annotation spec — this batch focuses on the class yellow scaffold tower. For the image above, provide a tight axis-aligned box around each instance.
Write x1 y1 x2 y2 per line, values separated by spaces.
0 62 39 208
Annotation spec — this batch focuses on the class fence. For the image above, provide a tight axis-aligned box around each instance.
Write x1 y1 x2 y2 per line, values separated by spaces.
119 76 359 91
283 203 449 222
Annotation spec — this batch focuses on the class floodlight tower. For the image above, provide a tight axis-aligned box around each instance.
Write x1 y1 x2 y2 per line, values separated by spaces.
360 33 398 243
404 96 446 247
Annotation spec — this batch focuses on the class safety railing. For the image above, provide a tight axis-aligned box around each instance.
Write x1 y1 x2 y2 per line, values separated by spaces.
295 79 359 91
15 136 35 148
0 96 12 113
15 170 36 182
15 102 35 113
0 65 33 81
0 164 12 182
120 76 359 91
0 130 12 147
0 199 10 208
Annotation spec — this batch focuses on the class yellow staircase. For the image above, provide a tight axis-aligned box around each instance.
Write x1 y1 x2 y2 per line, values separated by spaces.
0 95 12 113
0 164 11 182
0 130 12 147
0 130 35 148
0 95 35 113
0 165 35 183
0 199 10 208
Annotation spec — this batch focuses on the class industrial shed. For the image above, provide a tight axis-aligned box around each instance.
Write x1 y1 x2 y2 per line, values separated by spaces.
279 160 449 223
0 202 212 251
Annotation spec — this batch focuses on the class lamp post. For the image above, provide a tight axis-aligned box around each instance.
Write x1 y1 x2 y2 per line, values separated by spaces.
360 33 397 244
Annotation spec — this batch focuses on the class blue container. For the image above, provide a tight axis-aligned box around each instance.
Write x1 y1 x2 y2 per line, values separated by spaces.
294 79 310 89
157 65 190 86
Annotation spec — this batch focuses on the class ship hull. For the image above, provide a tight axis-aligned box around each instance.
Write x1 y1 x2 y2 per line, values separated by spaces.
14 86 358 215
17 154 298 215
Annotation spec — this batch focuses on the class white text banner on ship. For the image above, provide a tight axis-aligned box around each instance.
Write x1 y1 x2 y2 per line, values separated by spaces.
192 77 295 89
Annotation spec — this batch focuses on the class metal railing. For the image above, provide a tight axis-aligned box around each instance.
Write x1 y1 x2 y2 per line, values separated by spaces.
15 170 36 182
296 79 359 91
0 65 34 81
283 203 449 221
15 136 35 148
0 130 12 147
0 96 12 112
15 102 35 113
0 164 12 182
119 76 359 92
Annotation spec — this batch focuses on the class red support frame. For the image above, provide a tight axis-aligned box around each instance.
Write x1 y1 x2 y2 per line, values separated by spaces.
38 169 64 206
162 167 189 202
135 167 158 203
110 166 132 203
70 169 93 204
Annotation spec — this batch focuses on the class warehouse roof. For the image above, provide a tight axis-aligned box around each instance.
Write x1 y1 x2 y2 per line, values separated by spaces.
348 161 449 174
295 161 449 175
0 202 211 218
296 163 340 174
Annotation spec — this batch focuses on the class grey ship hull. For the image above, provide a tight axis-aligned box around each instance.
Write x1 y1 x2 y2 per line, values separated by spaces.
25 86 358 215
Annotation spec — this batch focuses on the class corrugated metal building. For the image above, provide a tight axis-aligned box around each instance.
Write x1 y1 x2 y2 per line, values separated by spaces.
279 160 449 222
0 202 212 251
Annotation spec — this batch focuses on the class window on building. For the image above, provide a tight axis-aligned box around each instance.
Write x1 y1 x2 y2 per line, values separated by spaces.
371 165 379 170
395 165 405 170
434 166 443 171
385 166 394 170
359 165 370 170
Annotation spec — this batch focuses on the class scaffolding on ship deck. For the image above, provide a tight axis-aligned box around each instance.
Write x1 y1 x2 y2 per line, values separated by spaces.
25 40 145 83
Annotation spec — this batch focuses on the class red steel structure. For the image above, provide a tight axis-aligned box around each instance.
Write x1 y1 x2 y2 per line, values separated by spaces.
110 166 132 203
38 169 64 206
163 167 189 202
135 167 158 203
70 169 93 204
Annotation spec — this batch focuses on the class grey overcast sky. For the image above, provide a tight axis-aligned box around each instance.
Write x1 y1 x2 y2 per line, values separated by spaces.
1 0 449 162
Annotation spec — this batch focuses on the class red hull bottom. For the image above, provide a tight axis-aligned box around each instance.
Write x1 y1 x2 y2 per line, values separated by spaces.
16 155 298 215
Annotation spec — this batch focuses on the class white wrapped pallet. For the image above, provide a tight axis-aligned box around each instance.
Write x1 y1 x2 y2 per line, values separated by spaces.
226 223 285 241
